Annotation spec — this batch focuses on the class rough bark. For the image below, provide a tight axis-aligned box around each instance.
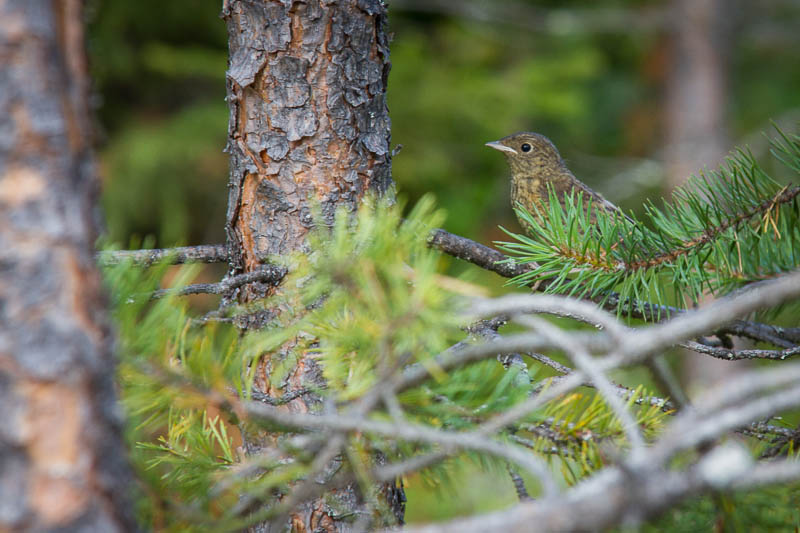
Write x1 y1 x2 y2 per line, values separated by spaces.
223 0 392 278
222 0 401 529
0 0 135 531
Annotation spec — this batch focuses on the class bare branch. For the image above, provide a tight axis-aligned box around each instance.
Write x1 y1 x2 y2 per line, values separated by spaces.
682 340 800 361
97 244 229 266
620 270 800 362
471 293 627 340
524 351 573 376
243 400 560 496
650 383 800 465
394 452 800 533
150 266 287 299
515 315 646 454
428 228 529 279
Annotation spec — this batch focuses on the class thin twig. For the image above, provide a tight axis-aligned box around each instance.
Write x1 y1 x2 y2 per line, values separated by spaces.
150 266 287 299
243 400 560 497
515 315 646 455
682 340 800 361
97 243 228 266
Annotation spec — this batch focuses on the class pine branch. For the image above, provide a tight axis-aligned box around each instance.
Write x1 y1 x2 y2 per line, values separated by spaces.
427 228 531 279
681 340 800 361
626 184 800 270
102 229 798 348
498 130 800 309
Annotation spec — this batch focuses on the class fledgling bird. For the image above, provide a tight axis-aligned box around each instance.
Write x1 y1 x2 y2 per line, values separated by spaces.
486 132 629 232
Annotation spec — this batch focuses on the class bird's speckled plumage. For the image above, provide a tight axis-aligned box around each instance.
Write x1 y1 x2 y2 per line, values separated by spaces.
486 132 623 231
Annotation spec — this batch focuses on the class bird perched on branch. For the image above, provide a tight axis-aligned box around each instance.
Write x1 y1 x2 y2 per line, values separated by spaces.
486 132 630 231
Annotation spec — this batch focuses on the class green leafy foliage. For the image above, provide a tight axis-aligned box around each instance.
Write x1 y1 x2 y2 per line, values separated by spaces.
498 130 800 313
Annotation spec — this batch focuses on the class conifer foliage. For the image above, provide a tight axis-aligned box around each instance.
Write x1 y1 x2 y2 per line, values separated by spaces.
498 130 800 313
103 133 800 531
105 197 672 529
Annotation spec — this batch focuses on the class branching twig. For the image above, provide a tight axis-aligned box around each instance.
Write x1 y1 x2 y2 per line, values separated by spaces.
515 315 646 454
103 231 799 348
150 266 287 299
243 400 560 496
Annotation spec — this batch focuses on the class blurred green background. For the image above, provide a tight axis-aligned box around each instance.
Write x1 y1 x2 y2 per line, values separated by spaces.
87 0 800 526
89 0 800 252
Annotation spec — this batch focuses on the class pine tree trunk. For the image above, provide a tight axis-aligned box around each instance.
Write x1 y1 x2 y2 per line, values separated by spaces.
665 0 729 187
0 1 135 530
664 0 739 391
222 1 402 529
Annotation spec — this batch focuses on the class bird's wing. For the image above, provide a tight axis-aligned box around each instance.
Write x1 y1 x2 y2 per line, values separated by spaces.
564 173 634 224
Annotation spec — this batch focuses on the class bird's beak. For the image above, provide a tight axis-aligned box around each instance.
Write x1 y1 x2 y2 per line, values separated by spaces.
485 141 517 155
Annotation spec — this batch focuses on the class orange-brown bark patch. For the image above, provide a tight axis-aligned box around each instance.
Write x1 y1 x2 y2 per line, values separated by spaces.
235 172 261 272
0 166 46 207
310 500 336 533
63 249 104 344
29 475 89 526
291 513 307 533
21 382 88 525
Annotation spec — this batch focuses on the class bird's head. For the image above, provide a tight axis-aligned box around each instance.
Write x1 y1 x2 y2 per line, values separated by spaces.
485 132 564 175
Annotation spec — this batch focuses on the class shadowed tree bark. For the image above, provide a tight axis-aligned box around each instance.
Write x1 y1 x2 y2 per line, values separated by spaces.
665 0 730 186
0 0 135 531
664 0 737 391
221 0 402 529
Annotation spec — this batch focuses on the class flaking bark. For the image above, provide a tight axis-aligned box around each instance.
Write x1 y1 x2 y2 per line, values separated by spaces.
223 0 393 278
0 1 135 530
222 1 402 529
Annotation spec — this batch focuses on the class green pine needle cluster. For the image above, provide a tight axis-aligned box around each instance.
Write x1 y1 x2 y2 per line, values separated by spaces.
239 194 466 400
102 180 797 529
103 260 244 526
103 196 682 528
523 384 670 485
497 129 800 314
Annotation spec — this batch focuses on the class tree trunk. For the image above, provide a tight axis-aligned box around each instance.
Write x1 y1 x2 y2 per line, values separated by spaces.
221 0 401 529
0 1 135 531
664 0 738 391
665 0 729 186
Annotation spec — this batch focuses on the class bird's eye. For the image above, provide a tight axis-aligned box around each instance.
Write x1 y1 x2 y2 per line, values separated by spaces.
521 143 532 153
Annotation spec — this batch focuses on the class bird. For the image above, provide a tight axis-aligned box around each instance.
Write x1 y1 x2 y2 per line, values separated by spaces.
486 132 630 232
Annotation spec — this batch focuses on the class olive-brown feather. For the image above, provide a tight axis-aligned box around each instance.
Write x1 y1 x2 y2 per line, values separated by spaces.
486 132 627 231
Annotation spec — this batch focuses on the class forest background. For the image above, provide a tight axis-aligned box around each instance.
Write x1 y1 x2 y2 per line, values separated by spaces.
88 0 800 524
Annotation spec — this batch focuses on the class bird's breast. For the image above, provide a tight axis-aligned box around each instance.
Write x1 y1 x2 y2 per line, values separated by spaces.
510 176 548 232
511 176 546 213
